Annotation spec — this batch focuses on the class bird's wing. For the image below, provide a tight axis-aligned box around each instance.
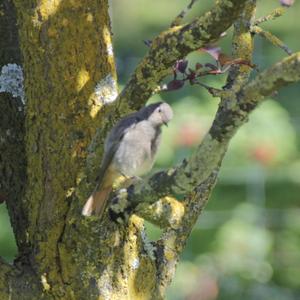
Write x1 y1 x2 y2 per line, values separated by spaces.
150 127 162 159
94 113 141 190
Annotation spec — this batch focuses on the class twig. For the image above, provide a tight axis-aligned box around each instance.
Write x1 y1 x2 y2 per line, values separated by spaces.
251 25 293 55
240 51 300 104
170 0 199 27
254 7 286 25
194 81 225 97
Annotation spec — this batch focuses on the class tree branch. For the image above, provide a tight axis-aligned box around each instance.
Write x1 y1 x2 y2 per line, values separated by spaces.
120 22 300 233
154 3 258 293
154 170 219 297
136 197 184 229
116 0 249 111
104 1 258 252
170 0 199 27
251 25 293 56
240 51 300 104
254 7 286 25
125 1 297 212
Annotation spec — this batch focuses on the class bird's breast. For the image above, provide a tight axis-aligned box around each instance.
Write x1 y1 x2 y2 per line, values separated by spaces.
112 123 160 177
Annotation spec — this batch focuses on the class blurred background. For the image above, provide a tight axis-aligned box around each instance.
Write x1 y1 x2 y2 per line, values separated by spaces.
1 0 300 299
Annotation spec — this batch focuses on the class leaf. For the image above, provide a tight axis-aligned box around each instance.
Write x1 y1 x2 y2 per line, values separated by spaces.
186 69 196 84
167 79 185 90
175 59 188 73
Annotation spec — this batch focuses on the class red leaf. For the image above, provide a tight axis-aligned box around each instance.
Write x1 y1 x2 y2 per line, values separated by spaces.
175 59 188 73
167 79 185 91
187 70 196 84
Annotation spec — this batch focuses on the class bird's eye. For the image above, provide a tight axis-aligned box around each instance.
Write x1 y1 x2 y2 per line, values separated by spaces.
158 108 162 113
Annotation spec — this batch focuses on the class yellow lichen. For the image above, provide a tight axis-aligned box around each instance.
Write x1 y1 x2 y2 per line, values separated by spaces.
86 13 94 22
47 28 58 38
62 18 69 27
76 69 90 92
41 273 51 291
36 0 62 22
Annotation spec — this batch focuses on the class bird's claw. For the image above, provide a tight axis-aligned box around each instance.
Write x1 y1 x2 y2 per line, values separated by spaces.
109 188 131 224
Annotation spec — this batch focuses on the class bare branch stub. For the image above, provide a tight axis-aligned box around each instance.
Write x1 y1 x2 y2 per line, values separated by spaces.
251 25 293 56
240 52 300 105
254 7 286 25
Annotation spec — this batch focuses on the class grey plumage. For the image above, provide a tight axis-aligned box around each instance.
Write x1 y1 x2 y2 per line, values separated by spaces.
82 102 173 217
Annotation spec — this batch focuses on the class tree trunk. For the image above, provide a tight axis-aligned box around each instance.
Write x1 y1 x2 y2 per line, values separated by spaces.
1 0 161 298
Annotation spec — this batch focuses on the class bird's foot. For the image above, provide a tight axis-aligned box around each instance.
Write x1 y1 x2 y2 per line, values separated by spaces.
109 186 134 223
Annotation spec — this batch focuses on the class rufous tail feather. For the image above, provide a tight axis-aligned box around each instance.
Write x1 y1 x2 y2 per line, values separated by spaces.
82 185 112 217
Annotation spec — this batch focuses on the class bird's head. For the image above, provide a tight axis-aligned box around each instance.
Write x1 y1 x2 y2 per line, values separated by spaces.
146 102 173 127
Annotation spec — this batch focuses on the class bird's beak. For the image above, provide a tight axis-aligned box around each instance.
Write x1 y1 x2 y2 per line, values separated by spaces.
163 121 168 127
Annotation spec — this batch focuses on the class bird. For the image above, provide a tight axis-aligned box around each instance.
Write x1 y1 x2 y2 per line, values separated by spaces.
82 102 173 217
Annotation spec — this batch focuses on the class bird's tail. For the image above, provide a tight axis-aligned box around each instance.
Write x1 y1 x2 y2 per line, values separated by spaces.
82 185 112 217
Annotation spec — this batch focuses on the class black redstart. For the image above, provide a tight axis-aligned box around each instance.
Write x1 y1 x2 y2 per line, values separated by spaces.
82 102 173 217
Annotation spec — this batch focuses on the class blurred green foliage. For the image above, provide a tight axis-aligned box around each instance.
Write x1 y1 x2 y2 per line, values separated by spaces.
1 0 300 299
0 205 17 262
